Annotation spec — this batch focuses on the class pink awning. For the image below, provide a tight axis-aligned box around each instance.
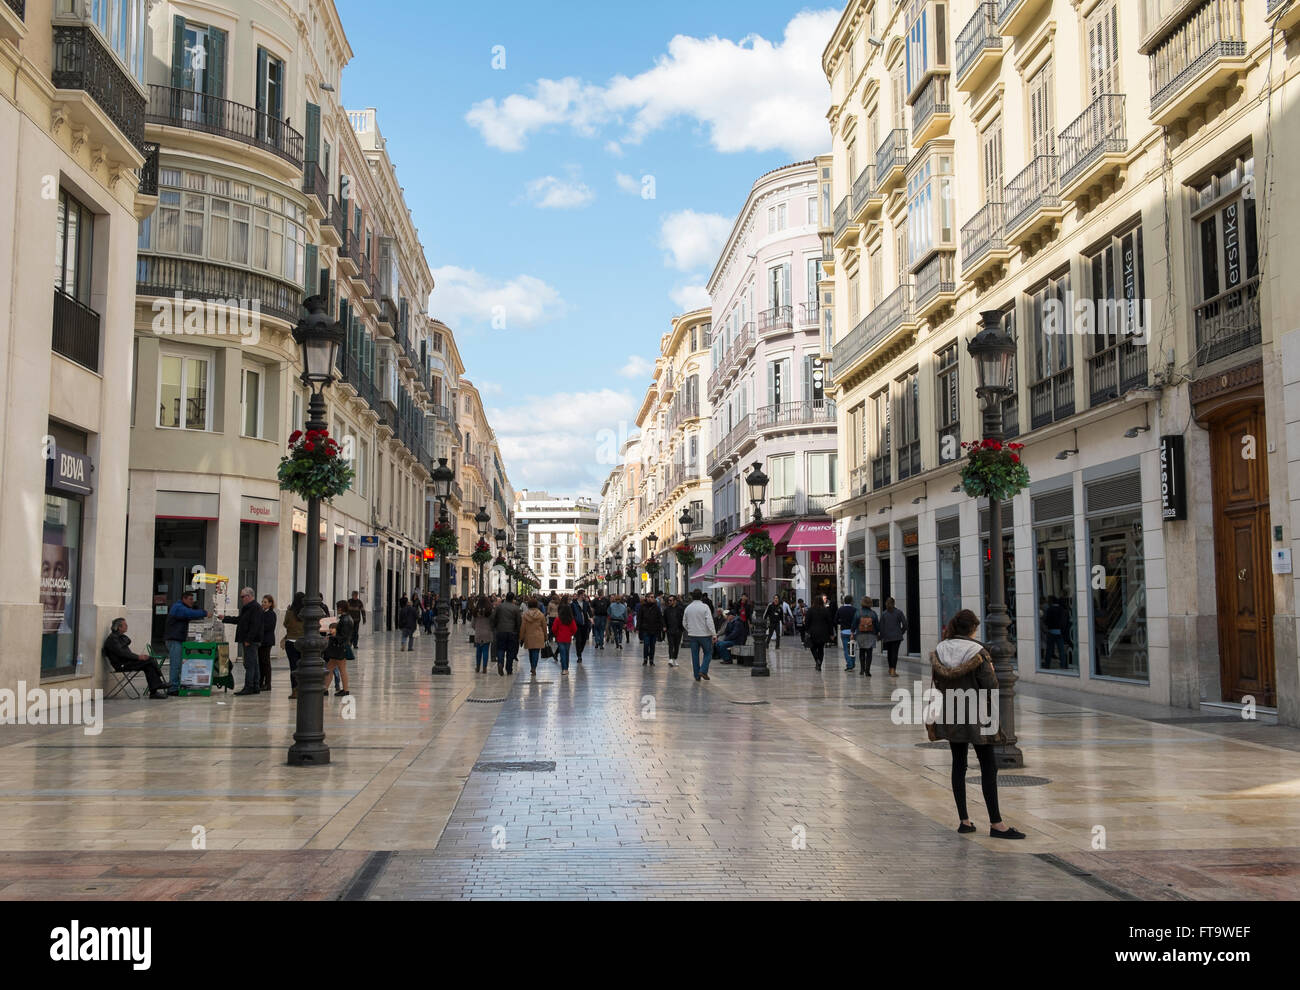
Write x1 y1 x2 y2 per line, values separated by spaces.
714 522 794 580
785 520 836 551
690 530 748 581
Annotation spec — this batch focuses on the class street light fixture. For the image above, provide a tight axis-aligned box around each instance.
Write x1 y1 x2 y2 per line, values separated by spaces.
430 458 455 676
679 506 695 596
287 296 344 767
745 461 771 678
968 310 1023 768
646 532 659 596
475 506 490 596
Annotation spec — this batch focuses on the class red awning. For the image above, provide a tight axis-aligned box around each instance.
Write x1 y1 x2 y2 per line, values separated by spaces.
785 520 836 551
691 530 748 582
714 522 794 581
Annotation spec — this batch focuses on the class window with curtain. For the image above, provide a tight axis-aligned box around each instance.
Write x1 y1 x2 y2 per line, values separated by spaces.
808 452 838 496
55 189 95 307
158 354 210 430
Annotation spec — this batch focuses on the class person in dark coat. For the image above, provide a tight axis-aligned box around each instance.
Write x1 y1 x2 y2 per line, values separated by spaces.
397 596 419 651
926 609 1023 839
803 596 835 671
662 595 685 666
879 597 909 677
221 587 264 696
637 597 664 666
102 619 168 698
764 596 784 649
258 595 278 691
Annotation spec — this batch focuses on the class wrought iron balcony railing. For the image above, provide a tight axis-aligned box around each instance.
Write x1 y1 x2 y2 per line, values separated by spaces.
1059 94 1127 190
136 140 159 196
914 251 955 310
758 305 793 335
1029 368 1076 430
1005 154 1060 233
961 201 1005 274
303 160 329 213
957 2 1001 82
834 196 851 241
912 74 951 137
52 288 100 372
1195 277 1261 366
1149 0 1246 114
1089 338 1149 406
755 400 837 431
52 25 145 149
135 253 302 325
145 84 303 169
876 129 910 186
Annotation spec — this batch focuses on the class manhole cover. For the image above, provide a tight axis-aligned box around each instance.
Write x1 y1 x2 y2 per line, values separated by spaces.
971 775 1051 787
849 703 896 709
473 761 556 773
730 700 770 706
466 698 507 704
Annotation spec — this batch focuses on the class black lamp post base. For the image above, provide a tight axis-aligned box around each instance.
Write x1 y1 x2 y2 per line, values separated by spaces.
994 743 1024 769
287 743 331 766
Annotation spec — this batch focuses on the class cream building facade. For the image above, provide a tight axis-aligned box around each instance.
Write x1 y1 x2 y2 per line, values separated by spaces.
1 0 156 691
456 378 514 597
823 0 1300 722
515 491 600 595
597 435 643 593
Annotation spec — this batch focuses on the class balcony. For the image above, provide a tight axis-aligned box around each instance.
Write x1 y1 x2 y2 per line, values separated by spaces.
722 323 755 385
2 0 24 46
852 165 882 224
320 196 344 248
377 299 397 333
913 250 957 320
755 400 837 432
831 282 917 382
956 3 1003 93
1271 0 1300 34
707 363 725 401
302 160 329 218
833 195 855 249
1004 154 1063 248
876 129 910 195
51 25 146 167
706 414 755 476
896 441 922 482
52 289 100 373
1059 95 1127 203
961 201 1011 282
758 305 793 337
1148 0 1247 126
136 140 159 197
798 301 820 327
145 85 303 171
1089 339 1150 406
910 74 952 146
1195 277 1261 366
1002 393 1020 440
338 227 361 277
135 253 303 325
1029 368 1076 430
996 0 1051 37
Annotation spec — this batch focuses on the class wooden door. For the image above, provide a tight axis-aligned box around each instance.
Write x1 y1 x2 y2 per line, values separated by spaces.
1210 404 1276 705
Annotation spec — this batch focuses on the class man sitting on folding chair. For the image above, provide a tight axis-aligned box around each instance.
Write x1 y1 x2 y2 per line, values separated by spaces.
102 618 169 700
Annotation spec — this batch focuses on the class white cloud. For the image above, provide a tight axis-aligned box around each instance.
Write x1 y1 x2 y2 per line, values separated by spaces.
429 266 566 330
659 210 732 272
615 172 642 195
525 174 595 209
619 355 655 379
464 11 838 157
605 141 624 157
670 283 712 311
488 389 640 499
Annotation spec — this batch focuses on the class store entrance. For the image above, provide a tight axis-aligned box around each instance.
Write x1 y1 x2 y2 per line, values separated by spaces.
905 554 921 655
152 519 208 648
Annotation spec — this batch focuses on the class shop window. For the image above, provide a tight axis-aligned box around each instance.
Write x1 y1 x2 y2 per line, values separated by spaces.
1089 506 1148 682
1033 488 1078 674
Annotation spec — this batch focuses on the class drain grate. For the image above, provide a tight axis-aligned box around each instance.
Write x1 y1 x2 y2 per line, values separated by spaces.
849 703 896 710
730 700 770 706
971 775 1050 787
473 761 556 773
466 697 507 704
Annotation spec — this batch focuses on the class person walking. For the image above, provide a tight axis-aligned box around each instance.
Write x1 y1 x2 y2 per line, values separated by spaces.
572 592 592 663
764 595 783 650
794 599 808 646
324 602 354 697
258 595 277 692
855 596 879 677
520 598 547 675
472 597 493 673
222 587 264 696
879 597 908 677
397 596 419 652
835 595 858 672
663 594 685 667
282 592 305 699
804 595 835 671
491 592 523 676
163 589 209 696
608 596 627 649
347 591 366 649
928 609 1024 839
682 590 717 682
638 594 663 666
592 593 609 651
552 603 578 675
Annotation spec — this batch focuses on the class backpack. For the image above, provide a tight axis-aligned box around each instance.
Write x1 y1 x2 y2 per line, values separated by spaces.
858 614 875 634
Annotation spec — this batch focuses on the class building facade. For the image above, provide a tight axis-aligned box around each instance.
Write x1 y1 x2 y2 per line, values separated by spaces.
1 0 156 691
515 491 600 595
597 434 643 593
456 378 513 596
822 0 1300 722
699 160 840 605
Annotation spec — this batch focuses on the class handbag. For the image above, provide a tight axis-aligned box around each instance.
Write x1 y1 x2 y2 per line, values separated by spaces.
541 643 555 660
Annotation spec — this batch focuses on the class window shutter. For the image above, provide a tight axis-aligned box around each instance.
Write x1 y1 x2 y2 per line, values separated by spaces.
305 102 321 164
304 244 318 296
207 28 226 99
782 264 791 308
171 16 186 90
256 48 268 117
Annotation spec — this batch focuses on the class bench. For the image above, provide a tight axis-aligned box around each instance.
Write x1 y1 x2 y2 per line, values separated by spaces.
728 644 756 667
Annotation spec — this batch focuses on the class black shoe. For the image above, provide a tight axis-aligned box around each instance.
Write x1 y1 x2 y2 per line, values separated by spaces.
990 827 1026 840
649 661 655 666
166 687 180 696
815 663 822 671
335 690 351 697
643 660 648 666
957 823 977 834
150 690 169 700
235 688 259 696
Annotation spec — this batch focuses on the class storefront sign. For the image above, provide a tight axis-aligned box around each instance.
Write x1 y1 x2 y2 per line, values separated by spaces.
903 531 919 548
46 446 92 496
335 525 346 546
1159 435 1187 521
876 538 890 553
240 496 279 525
291 508 307 535
811 551 836 576
360 535 379 548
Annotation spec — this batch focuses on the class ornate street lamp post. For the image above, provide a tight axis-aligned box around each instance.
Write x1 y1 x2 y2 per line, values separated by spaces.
679 507 695 596
968 310 1023 768
493 528 506 595
287 296 344 767
627 546 637 597
646 532 659 596
745 462 771 677
475 505 490 596
431 458 455 676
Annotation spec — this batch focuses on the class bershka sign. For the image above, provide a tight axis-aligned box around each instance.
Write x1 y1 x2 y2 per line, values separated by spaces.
49 920 151 970
1160 435 1187 521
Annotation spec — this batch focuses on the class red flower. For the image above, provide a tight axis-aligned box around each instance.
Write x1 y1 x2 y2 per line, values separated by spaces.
289 430 303 443
303 441 316 452
319 429 330 438
1011 454 1020 463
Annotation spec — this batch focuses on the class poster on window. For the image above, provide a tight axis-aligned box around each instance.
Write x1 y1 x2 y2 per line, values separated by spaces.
40 499 80 674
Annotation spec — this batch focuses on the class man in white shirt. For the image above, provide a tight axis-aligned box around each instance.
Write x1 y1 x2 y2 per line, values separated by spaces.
683 589 719 682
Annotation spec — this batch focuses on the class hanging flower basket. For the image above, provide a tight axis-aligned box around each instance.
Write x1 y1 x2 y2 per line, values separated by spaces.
427 520 458 559
471 538 493 566
645 560 661 577
625 563 638 579
960 439 1030 502
673 543 698 569
278 429 355 501
741 526 775 561
493 554 507 569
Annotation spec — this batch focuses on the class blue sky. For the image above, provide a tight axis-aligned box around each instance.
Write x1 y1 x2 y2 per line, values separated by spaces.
334 0 840 498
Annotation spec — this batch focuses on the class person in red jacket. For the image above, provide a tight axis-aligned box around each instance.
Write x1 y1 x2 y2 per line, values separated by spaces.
551 603 578 675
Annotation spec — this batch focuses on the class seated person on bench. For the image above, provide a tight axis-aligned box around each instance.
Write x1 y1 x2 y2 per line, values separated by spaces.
715 612 748 663
102 618 169 699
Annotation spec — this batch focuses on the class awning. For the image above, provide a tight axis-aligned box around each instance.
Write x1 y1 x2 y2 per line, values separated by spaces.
691 530 748 581
786 520 836 551
714 522 794 581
